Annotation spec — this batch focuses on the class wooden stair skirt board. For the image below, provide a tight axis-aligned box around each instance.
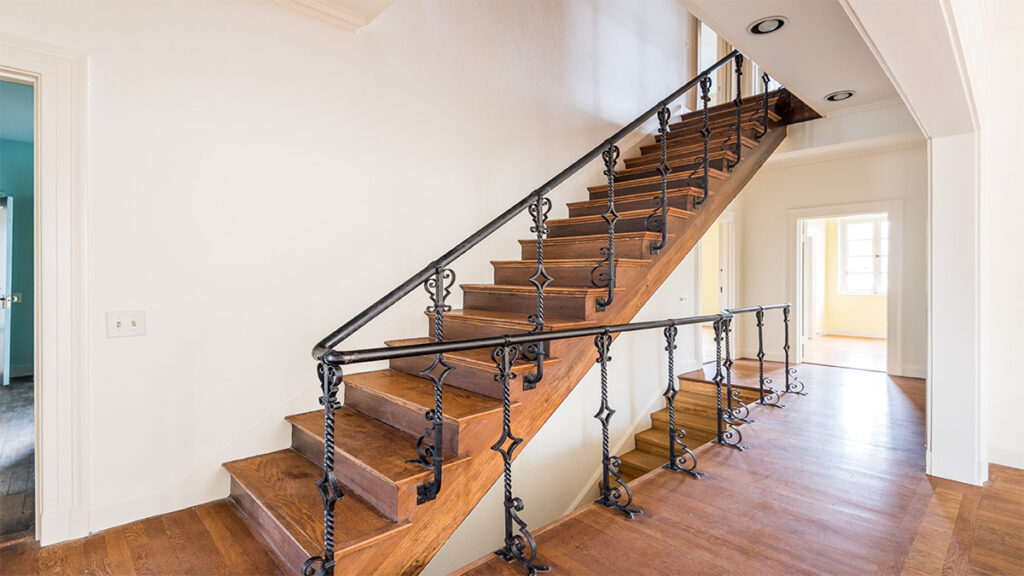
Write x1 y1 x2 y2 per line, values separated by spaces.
221 90 814 575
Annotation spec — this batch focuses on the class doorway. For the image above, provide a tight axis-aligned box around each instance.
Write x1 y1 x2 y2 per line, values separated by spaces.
798 213 888 372
0 77 36 541
699 218 734 363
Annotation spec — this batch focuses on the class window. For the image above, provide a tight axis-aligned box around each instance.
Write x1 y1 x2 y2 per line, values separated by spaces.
839 215 888 295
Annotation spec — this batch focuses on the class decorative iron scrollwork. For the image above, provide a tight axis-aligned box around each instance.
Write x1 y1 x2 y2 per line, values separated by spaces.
524 194 552 389
491 343 549 575
721 318 752 424
305 361 345 576
755 307 783 407
593 332 642 518
591 144 620 311
755 72 770 141
728 54 744 171
646 106 673 254
408 267 457 504
694 75 713 207
662 324 701 477
712 317 746 451
783 306 807 395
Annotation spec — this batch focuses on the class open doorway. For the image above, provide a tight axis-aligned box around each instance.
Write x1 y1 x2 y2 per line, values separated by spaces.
699 218 734 363
0 78 36 542
799 213 887 371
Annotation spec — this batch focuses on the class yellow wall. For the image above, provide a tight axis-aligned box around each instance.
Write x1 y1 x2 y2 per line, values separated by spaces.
700 222 720 315
823 219 887 336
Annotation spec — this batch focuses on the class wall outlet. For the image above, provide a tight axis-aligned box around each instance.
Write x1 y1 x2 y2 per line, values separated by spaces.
106 311 146 338
679 295 690 304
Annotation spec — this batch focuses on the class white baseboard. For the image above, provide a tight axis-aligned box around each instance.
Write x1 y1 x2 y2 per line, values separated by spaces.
990 447 1024 472
821 328 886 339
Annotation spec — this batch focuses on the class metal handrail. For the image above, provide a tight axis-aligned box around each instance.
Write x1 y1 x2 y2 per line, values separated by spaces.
312 49 742 361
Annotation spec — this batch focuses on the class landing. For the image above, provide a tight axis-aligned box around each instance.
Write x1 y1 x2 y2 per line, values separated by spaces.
455 365 1023 575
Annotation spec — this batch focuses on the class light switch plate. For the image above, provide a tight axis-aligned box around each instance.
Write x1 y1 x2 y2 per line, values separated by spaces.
106 311 146 338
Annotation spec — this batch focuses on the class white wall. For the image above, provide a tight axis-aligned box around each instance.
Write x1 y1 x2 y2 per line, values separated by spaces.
0 0 701 540
730 131 927 377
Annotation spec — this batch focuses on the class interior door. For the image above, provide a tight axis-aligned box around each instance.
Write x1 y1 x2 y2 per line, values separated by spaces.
0 197 12 386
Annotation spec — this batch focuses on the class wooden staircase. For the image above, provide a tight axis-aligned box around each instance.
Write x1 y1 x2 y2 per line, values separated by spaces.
221 92 815 575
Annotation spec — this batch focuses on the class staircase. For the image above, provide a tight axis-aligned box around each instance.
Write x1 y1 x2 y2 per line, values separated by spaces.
221 86 815 574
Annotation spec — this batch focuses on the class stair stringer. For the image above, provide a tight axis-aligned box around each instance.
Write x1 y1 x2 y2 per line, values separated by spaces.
326 122 790 575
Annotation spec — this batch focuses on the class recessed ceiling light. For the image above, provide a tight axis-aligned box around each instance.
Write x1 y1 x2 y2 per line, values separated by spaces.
825 90 856 102
748 16 788 35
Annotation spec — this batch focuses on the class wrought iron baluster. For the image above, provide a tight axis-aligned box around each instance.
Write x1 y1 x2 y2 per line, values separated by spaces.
712 317 745 451
694 76 713 207
593 330 642 518
524 195 552 389
729 54 744 170
755 72 770 141
491 343 549 575
646 107 672 254
303 362 345 576
722 317 752 423
662 324 701 477
406 267 456 503
783 305 807 395
591 144 620 311
755 307 783 407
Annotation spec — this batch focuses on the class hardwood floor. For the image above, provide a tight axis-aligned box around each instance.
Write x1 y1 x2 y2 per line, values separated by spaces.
804 334 887 372
457 364 1024 576
0 376 34 540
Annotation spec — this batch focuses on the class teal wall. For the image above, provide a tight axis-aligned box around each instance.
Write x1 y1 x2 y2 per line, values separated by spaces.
0 138 34 376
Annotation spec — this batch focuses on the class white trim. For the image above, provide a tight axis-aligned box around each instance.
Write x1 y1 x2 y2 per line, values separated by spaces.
0 35 89 545
786 200 904 377
763 131 924 170
821 328 886 339
268 0 393 33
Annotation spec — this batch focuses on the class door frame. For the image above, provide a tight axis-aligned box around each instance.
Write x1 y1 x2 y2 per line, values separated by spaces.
786 200 904 374
696 212 737 364
0 35 89 545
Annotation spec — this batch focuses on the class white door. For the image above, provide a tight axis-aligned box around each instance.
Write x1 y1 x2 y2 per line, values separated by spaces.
0 197 12 386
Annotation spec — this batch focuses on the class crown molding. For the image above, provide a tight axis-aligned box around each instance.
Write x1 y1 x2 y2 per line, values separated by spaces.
269 0 392 33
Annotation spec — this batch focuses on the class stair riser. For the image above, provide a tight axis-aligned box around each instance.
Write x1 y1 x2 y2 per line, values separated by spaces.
651 412 723 435
635 431 717 457
616 152 735 183
463 289 606 322
230 479 308 573
519 236 656 260
344 385 461 456
678 381 761 404
669 107 780 132
660 122 763 144
493 263 646 288
662 118 764 140
389 354 529 402
290 425 413 523
586 164 727 199
568 193 694 218
619 460 656 480
430 319 576 358
640 130 758 156
547 213 691 239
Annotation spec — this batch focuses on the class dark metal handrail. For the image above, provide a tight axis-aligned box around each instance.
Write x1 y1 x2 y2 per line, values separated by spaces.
312 49 742 361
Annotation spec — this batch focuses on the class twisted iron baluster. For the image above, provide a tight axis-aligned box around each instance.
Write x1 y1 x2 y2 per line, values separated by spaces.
646 107 672 254
728 54 744 171
524 195 552 390
712 317 745 451
407 267 456 503
755 307 783 407
783 305 807 395
693 76 713 207
303 362 345 576
591 144 620 311
755 72 770 141
491 343 549 575
662 324 701 477
722 317 751 423
593 331 642 518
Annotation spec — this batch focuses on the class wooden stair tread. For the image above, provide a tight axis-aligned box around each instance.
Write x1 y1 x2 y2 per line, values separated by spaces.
547 207 694 227
518 231 665 247
678 374 763 394
461 284 625 297
224 449 409 558
385 337 563 372
586 169 727 194
672 92 783 126
567 189 701 211
431 308 595 330
344 370 504 424
619 449 669 472
490 257 648 268
286 409 464 486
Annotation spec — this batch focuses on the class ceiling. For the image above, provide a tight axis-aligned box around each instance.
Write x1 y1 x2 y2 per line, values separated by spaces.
0 80 34 143
680 0 900 116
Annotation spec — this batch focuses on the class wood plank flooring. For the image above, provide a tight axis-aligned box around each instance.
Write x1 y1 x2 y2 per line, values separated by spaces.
0 376 35 540
457 364 1024 576
804 334 887 372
